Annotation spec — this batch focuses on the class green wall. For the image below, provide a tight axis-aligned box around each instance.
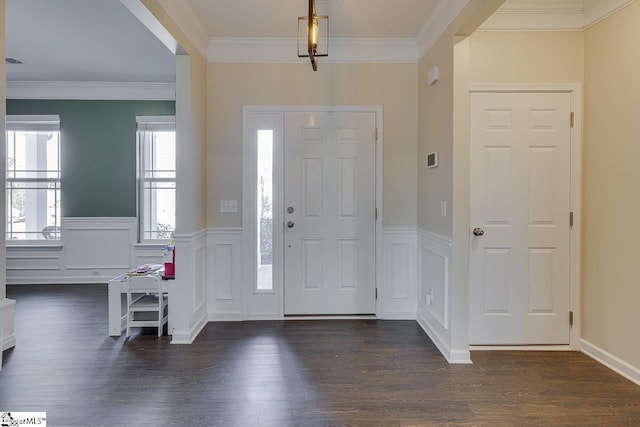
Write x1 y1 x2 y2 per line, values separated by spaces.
6 99 175 217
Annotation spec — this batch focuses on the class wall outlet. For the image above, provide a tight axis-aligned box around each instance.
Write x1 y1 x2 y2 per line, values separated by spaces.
426 289 433 306
220 200 238 213
440 201 447 218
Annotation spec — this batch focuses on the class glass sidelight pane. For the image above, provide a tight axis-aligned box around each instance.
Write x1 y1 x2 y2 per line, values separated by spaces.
257 130 273 291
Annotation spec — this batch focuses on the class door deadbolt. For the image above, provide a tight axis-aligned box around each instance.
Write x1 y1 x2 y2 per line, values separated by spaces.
287 206 294 214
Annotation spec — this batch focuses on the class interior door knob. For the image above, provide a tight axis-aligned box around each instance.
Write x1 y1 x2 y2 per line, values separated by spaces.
473 227 484 236
287 221 295 228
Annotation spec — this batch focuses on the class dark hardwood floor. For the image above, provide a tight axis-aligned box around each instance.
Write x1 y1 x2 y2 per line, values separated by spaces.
1 285 639 426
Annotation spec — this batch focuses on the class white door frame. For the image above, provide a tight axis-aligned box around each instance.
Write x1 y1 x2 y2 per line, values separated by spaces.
468 84 582 350
242 105 384 320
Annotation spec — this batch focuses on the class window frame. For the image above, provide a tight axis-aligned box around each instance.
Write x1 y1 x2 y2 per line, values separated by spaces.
5 115 62 245
136 115 176 243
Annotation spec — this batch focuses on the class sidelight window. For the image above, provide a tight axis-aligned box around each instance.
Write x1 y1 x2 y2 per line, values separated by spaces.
257 129 273 291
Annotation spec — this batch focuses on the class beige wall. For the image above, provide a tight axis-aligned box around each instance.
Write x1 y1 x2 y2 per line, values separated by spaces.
417 32 455 237
207 62 418 229
583 1 640 368
469 31 584 83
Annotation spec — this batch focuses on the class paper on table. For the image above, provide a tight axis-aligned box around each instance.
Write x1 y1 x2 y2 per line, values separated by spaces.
126 264 163 276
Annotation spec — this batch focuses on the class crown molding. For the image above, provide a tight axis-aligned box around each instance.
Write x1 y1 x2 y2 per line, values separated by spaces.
207 37 419 64
478 0 636 31
416 0 470 60
583 0 636 29
157 0 209 57
6 81 176 101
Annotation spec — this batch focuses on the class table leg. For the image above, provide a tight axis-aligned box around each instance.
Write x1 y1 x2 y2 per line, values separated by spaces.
108 281 124 336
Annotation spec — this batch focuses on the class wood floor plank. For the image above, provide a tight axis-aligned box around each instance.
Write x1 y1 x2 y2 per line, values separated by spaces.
1 284 639 426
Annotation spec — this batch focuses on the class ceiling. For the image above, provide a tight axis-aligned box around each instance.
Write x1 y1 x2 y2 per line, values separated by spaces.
5 0 175 83
182 0 441 39
5 0 635 84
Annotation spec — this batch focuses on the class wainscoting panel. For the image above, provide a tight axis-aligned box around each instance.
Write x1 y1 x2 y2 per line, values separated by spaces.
207 229 243 321
132 245 164 268
417 229 451 330
6 217 138 284
415 228 467 363
381 228 417 319
171 230 208 344
7 252 62 271
64 218 135 270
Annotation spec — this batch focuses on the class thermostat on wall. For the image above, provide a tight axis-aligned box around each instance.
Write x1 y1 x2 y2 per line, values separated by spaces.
427 152 439 168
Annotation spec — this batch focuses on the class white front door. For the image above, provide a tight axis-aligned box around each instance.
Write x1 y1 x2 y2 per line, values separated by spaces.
469 92 572 345
283 111 376 315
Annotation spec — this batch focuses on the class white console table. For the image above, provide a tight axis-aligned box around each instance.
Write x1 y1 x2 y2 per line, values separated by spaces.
108 272 174 337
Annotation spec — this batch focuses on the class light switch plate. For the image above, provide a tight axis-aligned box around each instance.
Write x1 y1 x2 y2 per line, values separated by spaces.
220 200 238 213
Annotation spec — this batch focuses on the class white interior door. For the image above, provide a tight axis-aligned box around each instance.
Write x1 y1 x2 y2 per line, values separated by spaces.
469 92 572 345
284 111 376 315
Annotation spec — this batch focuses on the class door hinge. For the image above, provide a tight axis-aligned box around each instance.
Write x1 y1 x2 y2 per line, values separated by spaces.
570 211 574 227
569 311 574 327
375 208 378 220
570 112 575 128
375 288 378 300
375 128 379 141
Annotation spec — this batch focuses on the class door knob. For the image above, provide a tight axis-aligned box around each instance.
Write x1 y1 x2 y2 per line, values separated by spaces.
473 227 484 236
287 221 295 228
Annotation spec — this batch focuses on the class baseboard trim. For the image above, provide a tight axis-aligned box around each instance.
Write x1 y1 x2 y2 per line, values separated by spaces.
171 312 208 345
208 312 243 322
0 298 17 351
416 312 472 364
381 311 416 320
470 345 572 351
1 333 17 352
284 315 377 320
581 339 640 386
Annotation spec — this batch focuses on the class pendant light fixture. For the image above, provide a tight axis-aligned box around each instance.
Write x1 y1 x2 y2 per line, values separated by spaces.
298 0 328 71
